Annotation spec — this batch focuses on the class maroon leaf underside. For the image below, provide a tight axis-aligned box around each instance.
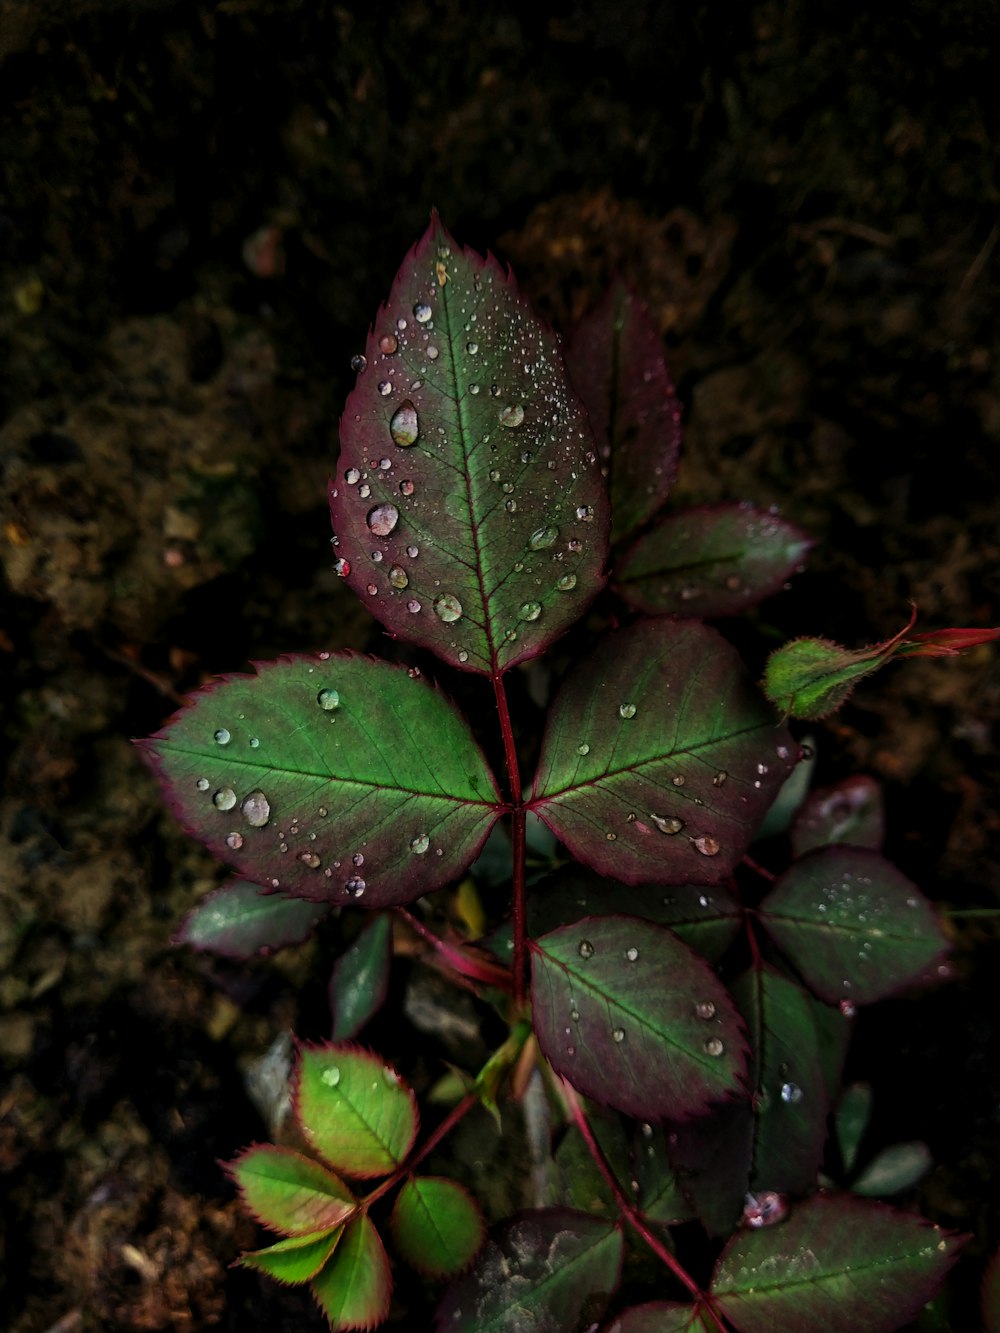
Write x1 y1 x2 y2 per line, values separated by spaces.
564 277 681 546
331 214 609 676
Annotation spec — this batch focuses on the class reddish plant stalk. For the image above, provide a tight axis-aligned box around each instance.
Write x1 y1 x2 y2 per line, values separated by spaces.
493 672 527 1009
362 1091 479 1209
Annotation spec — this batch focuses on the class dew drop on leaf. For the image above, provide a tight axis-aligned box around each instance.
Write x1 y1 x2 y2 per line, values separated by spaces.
388 565 409 589
347 876 366 897
556 573 577 591
694 1001 716 1020
389 401 419 447
704 1037 725 1057
298 851 321 869
196 778 210 791
359 483 371 498
225 832 243 850
406 599 421 614
693 835 721 856
345 467 361 484
350 354 367 373
780 1082 803 1104
379 333 398 355
624 946 639 962
214 728 231 745
619 702 637 719
499 404 525 428
413 302 432 324
519 600 542 622
612 1028 626 1043
378 380 392 396
213 787 237 811
529 526 559 550
409 833 430 854
577 742 590 756
712 771 728 787
241 790 271 828
466 341 478 354
578 940 595 959
317 688 340 711
249 737 260 748
399 479 414 496
352 852 364 867
406 544 419 558
321 1066 341 1087
366 582 378 595
433 593 463 623
334 556 351 577
576 505 595 522
426 345 439 360
367 503 399 537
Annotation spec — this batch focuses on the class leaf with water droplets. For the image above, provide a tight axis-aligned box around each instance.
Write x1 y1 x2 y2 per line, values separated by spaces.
239 1227 344 1285
711 1193 963 1333
607 1303 719 1333
226 1144 356 1236
332 215 609 675
530 915 747 1120
564 277 681 545
530 619 796 885
312 1213 392 1332
758 846 949 1005
790 774 884 857
294 1043 418 1179
616 504 812 618
140 653 501 910
329 914 393 1041
175 879 329 958
390 1176 486 1278
434 1208 624 1333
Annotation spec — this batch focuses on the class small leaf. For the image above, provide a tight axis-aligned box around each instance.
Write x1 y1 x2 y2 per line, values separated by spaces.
226 1145 356 1235
790 775 884 857
175 879 328 958
616 504 812 618
530 915 748 1121
434 1208 624 1333
759 846 949 1005
550 1113 631 1218
669 1097 754 1237
852 1142 933 1197
632 1123 694 1224
239 1227 343 1284
295 1043 418 1179
140 653 501 910
330 915 393 1041
331 215 609 676
530 619 796 885
564 277 681 544
836 1083 873 1176
391 1175 486 1277
607 1302 718 1333
312 1214 392 1332
711 1193 962 1333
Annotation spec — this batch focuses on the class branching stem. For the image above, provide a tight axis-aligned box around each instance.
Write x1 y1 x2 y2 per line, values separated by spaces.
362 1092 479 1209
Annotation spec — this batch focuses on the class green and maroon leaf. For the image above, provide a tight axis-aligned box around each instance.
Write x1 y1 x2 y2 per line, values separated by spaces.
551 1112 632 1218
731 965 833 1195
391 1175 486 1278
140 654 501 911
790 775 884 858
295 1043 418 1179
530 915 747 1120
331 215 609 676
564 277 681 545
226 1144 356 1235
530 619 796 885
239 1227 343 1285
669 1097 754 1237
632 1123 694 1224
175 879 328 958
606 1302 719 1333
759 846 949 1005
330 915 393 1041
852 1141 933 1197
711 1194 963 1333
434 1208 624 1333
616 505 812 618
312 1214 392 1332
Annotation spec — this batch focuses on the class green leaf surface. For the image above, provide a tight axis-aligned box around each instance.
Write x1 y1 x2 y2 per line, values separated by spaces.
295 1043 418 1179
331 215 609 676
530 915 747 1120
141 653 501 910
549 1112 631 1219
530 619 796 885
712 1193 962 1333
564 277 681 545
175 878 328 958
633 1123 694 1224
759 846 949 1005
239 1227 343 1284
836 1083 873 1176
852 1142 932 1197
434 1208 624 1333
790 775 884 857
669 1097 754 1237
606 1303 718 1333
227 1145 356 1235
391 1175 486 1277
330 915 393 1041
616 504 812 618
312 1213 392 1332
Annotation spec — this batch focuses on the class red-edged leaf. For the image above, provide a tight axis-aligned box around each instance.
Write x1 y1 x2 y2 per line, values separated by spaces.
606 1302 719 1333
789 775 884 858
226 1144 356 1235
175 878 327 958
331 215 609 676
329 914 393 1041
530 915 748 1121
564 277 681 545
239 1227 343 1284
312 1213 392 1332
759 846 949 1005
294 1043 418 1179
616 504 812 618
530 619 796 885
391 1175 486 1277
711 1194 963 1333
434 1208 624 1333
140 653 501 910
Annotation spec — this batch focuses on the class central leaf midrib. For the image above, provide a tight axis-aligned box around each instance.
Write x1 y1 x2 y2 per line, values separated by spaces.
716 1237 941 1298
327 1080 404 1164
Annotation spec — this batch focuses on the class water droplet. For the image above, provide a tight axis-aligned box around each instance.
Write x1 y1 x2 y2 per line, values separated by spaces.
347 876 366 897
433 593 463 623
371 550 383 563
577 742 590 756
388 565 408 589
379 333 398 355
359 483 371 498
519 600 542 622
469 383 480 395
378 379 392 396
321 1066 341 1087
406 544 419 560
366 582 378 595
606 831 617 841
466 340 478 354
488 469 501 483
406 599 421 614
651 814 684 835
345 467 361 485
423 345 438 362
624 946 639 962
694 1001 716 1020
570 1008 580 1021
505 498 517 512
409 833 430 854
839 999 856 1017
214 728 231 745
619 702 637 719
350 354 367 373
225 831 243 850
780 1082 803 1104
612 1027 626 1043
298 851 321 869
399 479 414 496
704 1037 725 1057
241 790 271 827
334 556 351 577
389 401 419 447
529 526 559 550
458 650 469 663
578 940 595 959
490 384 500 396
367 503 399 537
576 505 595 522
213 787 237 811
556 573 577 591
693 835 721 856
413 302 432 324
196 778 210 791
317 688 340 711
499 404 525 428
249 737 260 750
671 775 685 787
712 771 728 787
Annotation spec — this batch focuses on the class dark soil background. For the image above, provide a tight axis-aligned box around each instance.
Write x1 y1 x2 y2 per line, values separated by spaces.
2 2 999 1330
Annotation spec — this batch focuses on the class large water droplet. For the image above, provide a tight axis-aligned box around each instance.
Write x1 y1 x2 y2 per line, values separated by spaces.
406 598 421 614
367 503 399 537
577 742 590 756
712 770 728 787
321 1066 341 1087
241 790 271 828
413 302 432 324
225 831 244 850
399 479 414 496
388 565 408 589
334 556 351 577
693 835 721 857
350 353 367 373
466 340 478 354
576 505 595 522
214 728 231 745
651 813 684 835
578 939 595 959
556 572 577 591
347 875 366 897
780 1082 803 1104
694 1001 716 1020
317 688 340 711
298 851 321 869
389 401 419 447
379 333 398 355
529 526 558 550
196 778 210 791
519 600 542 622
612 1027 626 1043
619 702 637 719
704 1037 725 1057
433 593 463 623
213 787 237 811
378 379 392 396
624 946 639 962
499 404 525 428
409 833 430 855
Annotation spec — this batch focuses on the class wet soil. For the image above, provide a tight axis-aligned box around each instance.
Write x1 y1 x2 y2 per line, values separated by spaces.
2 3 999 1329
